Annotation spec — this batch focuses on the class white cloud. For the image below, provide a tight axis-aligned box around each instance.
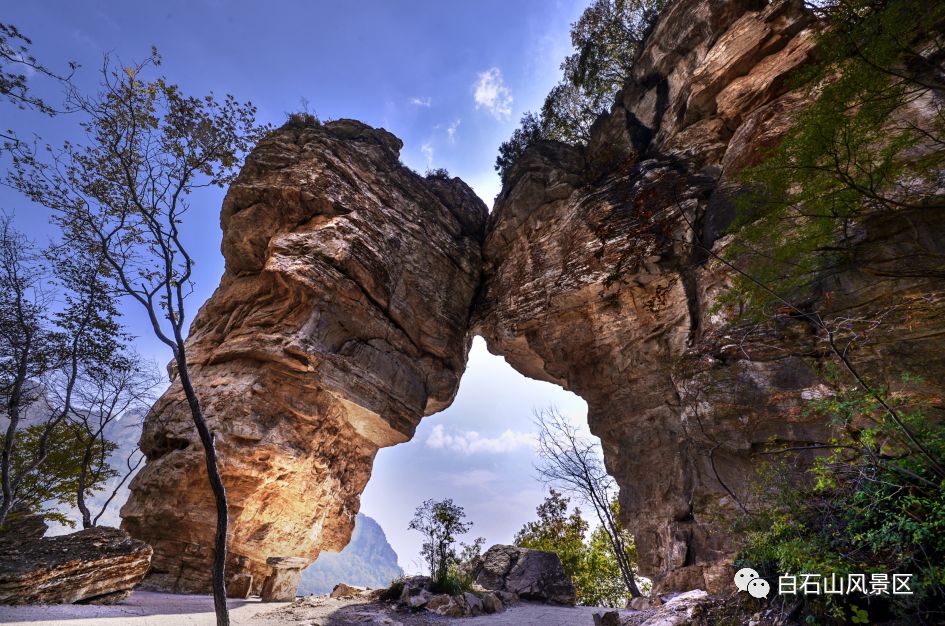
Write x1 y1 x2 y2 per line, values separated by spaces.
473 68 513 120
447 469 500 487
411 96 432 107
426 424 536 454
446 118 461 144
421 142 434 168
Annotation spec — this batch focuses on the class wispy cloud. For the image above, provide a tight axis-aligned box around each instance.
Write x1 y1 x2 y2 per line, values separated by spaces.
446 118 461 144
473 68 512 120
447 469 500 487
410 96 432 107
426 424 536 454
421 142 434 168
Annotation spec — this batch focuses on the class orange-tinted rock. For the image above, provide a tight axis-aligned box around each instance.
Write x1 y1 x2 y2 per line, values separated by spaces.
475 0 945 595
0 527 152 605
121 119 487 594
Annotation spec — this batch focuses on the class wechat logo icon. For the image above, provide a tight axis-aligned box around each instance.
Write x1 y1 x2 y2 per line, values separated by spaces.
735 567 770 598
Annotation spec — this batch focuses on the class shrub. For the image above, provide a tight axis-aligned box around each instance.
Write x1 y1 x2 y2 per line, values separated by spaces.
425 167 451 180
736 374 945 624
285 111 319 128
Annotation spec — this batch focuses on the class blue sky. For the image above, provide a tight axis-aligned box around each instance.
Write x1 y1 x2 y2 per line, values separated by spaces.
2 0 597 572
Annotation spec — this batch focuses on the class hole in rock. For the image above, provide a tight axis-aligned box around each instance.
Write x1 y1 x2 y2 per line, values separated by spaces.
358 335 596 574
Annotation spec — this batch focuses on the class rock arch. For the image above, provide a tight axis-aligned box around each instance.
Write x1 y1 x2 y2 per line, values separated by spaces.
122 0 945 596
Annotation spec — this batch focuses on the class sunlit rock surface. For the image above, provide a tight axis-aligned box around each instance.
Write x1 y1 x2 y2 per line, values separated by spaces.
121 119 487 593
123 0 945 598
475 0 945 594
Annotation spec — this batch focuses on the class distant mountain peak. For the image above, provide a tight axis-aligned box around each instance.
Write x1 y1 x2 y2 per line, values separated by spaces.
298 513 402 595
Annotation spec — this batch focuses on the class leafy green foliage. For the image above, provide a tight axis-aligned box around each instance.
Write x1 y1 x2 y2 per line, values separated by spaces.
723 0 945 318
515 490 646 607
494 0 668 180
408 498 474 586
515 489 589 578
425 167 451 180
495 111 545 181
0 420 115 527
737 375 945 624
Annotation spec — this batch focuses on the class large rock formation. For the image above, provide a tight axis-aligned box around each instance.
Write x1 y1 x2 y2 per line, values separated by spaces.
0 527 152 605
120 119 487 593
122 0 945 598
475 0 945 594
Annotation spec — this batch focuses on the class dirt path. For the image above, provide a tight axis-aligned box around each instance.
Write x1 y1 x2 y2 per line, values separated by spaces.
0 592 640 626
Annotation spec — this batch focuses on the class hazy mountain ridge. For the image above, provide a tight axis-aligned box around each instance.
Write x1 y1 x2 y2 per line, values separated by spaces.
298 513 402 595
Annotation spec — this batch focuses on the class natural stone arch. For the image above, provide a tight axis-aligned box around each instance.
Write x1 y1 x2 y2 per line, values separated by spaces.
122 0 945 598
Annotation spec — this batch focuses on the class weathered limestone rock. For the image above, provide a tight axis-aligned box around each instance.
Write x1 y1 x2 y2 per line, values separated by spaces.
0 505 48 540
0 527 152 605
481 591 503 613
121 119 487 593
329 582 367 599
261 556 307 602
398 576 434 608
475 0 945 596
474 544 576 605
594 610 621 626
120 0 944 602
227 573 253 599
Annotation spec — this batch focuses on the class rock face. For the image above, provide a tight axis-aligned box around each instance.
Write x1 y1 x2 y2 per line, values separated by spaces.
120 119 487 593
474 544 577 605
0 527 152 605
122 0 945 599
475 0 945 595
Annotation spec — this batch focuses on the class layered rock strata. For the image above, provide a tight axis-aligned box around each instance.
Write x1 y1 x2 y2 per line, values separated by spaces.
120 119 487 593
0 527 152 605
123 0 945 598
474 0 945 594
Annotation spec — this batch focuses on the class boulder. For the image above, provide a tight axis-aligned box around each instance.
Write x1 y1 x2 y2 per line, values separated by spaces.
636 590 711 626
330 582 367 598
628 596 650 611
495 590 520 605
261 556 308 602
481 591 503 613
398 576 434 608
426 593 466 616
594 611 621 626
228 573 253 599
463 591 483 616
474 544 576 605
0 526 152 605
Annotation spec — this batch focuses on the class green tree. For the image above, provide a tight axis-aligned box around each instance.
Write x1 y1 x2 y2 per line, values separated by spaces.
534 406 643 598
0 420 113 527
516 490 644 607
0 216 129 528
495 0 669 180
494 111 544 181
409 498 473 585
9 50 268 626
577 502 642 607
515 489 588 579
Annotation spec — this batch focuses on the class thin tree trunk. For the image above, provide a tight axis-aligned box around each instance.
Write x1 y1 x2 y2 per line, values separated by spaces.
76 435 94 529
176 355 229 626
0 342 32 526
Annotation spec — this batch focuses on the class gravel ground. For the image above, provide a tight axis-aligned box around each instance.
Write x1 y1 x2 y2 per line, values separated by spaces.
0 592 640 626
